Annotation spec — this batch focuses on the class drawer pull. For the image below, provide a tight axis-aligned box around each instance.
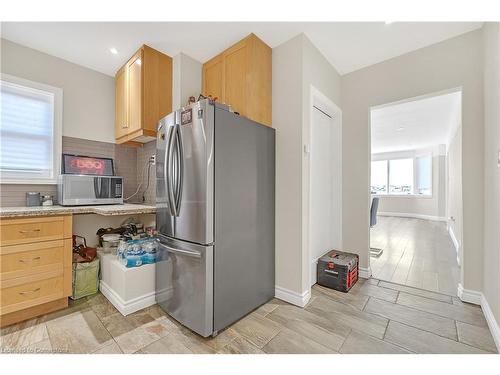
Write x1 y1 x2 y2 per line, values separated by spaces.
18 229 41 234
19 288 41 295
18 256 42 264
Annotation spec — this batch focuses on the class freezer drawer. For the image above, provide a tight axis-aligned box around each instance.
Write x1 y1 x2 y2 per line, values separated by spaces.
155 236 213 337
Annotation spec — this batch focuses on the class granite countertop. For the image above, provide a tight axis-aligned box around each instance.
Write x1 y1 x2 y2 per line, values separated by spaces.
0 203 156 218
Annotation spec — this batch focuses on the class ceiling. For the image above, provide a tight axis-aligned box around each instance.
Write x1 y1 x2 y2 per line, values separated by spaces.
0 22 482 76
371 91 462 154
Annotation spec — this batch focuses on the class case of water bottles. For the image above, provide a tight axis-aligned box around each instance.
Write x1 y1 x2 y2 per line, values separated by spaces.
117 238 159 268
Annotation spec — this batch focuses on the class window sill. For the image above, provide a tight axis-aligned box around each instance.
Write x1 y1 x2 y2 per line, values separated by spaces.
0 178 57 185
372 194 433 199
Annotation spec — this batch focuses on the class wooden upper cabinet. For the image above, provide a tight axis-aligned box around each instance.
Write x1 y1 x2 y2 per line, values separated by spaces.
202 54 223 101
115 45 172 145
115 67 127 140
202 34 272 127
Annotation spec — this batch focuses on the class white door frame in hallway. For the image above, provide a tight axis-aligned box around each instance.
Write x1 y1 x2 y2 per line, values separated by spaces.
306 85 342 288
368 87 464 296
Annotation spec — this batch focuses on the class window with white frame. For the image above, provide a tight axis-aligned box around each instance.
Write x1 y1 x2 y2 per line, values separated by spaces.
371 154 433 196
0 74 62 184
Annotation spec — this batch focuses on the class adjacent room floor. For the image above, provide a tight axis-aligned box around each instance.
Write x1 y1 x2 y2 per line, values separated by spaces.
370 216 460 296
1 277 496 354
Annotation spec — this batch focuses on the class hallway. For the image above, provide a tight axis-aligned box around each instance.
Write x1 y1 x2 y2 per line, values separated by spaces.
370 216 460 296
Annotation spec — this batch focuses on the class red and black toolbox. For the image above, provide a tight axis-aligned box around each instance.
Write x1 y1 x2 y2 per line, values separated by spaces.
317 250 359 292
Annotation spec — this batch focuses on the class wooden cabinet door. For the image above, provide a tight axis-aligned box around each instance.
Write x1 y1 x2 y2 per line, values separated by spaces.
223 41 248 117
203 54 224 101
115 67 128 139
127 50 143 133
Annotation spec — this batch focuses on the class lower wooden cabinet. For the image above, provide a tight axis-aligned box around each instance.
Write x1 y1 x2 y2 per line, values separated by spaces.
0 215 72 327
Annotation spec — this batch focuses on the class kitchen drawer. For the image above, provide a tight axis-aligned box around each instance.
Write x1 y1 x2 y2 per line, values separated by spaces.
0 216 72 246
0 271 64 315
0 240 65 281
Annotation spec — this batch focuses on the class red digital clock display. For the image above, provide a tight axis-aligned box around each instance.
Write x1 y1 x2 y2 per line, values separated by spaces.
63 154 114 176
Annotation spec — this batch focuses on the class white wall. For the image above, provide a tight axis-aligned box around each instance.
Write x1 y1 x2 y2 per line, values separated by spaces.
274 34 342 302
273 35 304 296
172 53 202 109
1 38 115 143
482 22 500 329
341 29 484 293
447 126 463 263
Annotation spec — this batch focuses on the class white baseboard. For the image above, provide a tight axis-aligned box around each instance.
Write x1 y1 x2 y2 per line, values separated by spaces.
480 293 500 352
358 266 372 279
378 212 447 222
448 226 461 266
457 283 482 305
457 284 500 352
100 280 156 316
275 285 311 307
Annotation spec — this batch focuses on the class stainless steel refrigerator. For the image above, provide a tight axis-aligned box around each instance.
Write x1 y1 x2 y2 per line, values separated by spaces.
155 99 275 337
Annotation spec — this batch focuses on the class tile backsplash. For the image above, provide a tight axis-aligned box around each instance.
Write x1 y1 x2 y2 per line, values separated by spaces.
0 136 147 207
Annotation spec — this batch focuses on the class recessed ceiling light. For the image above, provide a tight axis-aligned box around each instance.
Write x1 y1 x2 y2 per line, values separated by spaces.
396 127 404 131
109 47 118 55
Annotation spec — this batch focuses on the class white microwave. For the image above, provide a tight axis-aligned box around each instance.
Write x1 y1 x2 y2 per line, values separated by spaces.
57 174 123 206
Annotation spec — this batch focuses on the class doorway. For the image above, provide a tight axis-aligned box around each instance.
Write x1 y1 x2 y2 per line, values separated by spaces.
308 88 342 286
369 89 462 296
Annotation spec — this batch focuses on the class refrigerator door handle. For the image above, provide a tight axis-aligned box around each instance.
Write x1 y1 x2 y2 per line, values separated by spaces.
159 242 201 258
165 125 177 216
174 124 184 214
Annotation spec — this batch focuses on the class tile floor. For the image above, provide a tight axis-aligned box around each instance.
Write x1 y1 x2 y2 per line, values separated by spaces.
1 277 497 354
370 216 460 295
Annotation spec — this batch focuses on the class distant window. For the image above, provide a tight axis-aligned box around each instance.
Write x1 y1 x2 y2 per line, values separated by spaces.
371 154 432 196
0 74 62 184
389 158 414 194
416 155 432 195
371 160 388 194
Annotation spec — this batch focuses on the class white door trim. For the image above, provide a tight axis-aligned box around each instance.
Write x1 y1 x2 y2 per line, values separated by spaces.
306 85 342 290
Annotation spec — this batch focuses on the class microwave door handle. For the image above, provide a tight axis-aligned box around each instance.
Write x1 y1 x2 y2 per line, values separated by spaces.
166 125 177 216
93 177 100 198
174 125 183 214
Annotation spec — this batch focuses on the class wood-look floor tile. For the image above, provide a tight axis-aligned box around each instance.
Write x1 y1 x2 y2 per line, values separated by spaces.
350 282 399 303
253 298 288 317
200 328 239 351
218 336 264 354
364 297 458 340
138 331 215 354
365 278 380 285
267 307 346 351
92 340 123 354
384 321 489 354
262 327 335 354
397 292 488 327
267 304 351 339
312 284 369 310
339 330 410 354
100 313 136 338
378 280 452 303
305 295 388 339
456 321 498 353
114 317 172 354
230 313 282 348
45 309 113 354
0 318 48 351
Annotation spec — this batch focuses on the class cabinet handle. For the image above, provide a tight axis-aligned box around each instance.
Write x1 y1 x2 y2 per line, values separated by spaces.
18 229 41 234
18 257 41 264
19 288 40 295
122 124 128 129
